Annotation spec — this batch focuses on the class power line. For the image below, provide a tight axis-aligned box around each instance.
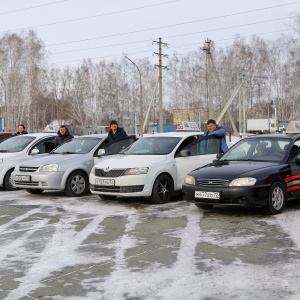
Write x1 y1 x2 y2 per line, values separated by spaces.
0 0 69 15
0 0 180 35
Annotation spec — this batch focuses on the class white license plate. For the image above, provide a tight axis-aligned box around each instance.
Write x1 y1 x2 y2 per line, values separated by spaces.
15 175 31 182
195 191 220 199
95 179 115 186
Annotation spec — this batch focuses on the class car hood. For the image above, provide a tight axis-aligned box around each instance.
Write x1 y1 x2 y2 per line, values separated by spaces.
94 154 167 169
18 153 88 167
190 160 280 180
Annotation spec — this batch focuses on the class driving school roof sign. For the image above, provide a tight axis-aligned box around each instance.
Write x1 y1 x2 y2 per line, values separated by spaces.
176 122 200 131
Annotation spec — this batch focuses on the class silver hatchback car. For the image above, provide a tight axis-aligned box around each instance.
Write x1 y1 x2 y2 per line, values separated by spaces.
12 134 137 197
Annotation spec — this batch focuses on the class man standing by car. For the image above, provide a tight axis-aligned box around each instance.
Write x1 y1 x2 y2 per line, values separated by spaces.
205 119 228 153
54 125 74 148
107 120 127 143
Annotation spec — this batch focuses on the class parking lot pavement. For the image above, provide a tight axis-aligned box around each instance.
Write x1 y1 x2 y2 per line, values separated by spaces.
1 189 300 299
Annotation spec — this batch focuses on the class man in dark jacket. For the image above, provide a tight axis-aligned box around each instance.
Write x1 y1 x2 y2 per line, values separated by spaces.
16 124 28 135
107 120 127 143
54 125 74 148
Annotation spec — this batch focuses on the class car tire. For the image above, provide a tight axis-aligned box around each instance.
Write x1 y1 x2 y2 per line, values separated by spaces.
150 174 173 204
25 189 44 194
65 171 89 197
3 169 17 191
195 203 213 209
265 182 286 215
98 195 117 200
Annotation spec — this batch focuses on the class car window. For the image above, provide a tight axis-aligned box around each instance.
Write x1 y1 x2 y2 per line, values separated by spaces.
0 135 35 152
53 137 100 154
100 136 137 155
125 137 181 155
221 138 291 161
31 137 56 154
179 136 221 156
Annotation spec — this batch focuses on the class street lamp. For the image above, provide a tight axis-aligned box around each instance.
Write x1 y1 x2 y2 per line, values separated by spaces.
125 56 143 137
0 75 7 131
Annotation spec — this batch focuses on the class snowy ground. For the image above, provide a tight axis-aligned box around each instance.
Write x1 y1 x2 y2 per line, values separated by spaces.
1 189 300 300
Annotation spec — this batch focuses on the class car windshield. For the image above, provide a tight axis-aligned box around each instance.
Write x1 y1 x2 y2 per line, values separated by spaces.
53 137 101 154
0 136 35 152
124 137 181 155
220 137 291 162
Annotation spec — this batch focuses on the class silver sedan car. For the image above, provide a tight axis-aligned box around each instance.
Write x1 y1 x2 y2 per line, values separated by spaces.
12 134 137 197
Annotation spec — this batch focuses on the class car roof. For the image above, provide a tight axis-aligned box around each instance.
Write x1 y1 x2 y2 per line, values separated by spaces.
244 134 298 140
0 132 16 136
142 132 204 138
20 133 57 138
76 134 108 138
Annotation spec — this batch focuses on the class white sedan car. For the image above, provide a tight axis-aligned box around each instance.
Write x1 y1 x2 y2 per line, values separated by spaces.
0 133 56 190
89 132 231 203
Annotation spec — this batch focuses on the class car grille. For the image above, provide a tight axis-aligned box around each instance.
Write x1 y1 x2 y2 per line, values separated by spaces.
95 169 125 177
14 181 39 186
92 185 144 193
197 179 229 187
19 166 39 172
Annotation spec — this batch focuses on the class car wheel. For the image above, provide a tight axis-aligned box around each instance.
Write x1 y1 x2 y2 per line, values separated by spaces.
65 171 88 197
25 189 44 194
150 174 173 204
265 182 286 215
98 195 117 200
3 169 17 191
195 203 213 209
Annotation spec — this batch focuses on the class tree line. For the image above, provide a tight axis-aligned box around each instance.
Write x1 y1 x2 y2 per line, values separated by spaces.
0 18 299 134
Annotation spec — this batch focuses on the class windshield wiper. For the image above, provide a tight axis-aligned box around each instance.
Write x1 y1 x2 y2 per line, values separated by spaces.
0 150 10 152
60 151 77 154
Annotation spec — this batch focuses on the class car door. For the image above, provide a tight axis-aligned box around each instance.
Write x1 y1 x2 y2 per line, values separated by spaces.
288 140 300 197
28 137 56 155
174 136 222 189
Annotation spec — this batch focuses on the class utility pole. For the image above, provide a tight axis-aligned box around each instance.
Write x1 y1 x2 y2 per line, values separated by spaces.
153 37 168 133
202 39 213 119
125 56 143 136
0 75 7 131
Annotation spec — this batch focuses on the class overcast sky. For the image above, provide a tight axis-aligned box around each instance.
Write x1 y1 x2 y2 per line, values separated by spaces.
0 0 299 67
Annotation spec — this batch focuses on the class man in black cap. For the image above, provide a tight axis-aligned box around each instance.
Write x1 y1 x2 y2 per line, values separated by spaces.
107 120 127 143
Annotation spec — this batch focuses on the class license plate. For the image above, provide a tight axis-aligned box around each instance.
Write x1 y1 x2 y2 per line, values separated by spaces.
195 191 220 199
95 179 115 186
15 175 31 182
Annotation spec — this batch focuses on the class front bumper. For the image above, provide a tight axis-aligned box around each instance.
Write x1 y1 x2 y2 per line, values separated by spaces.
182 183 270 208
89 173 153 197
12 171 65 190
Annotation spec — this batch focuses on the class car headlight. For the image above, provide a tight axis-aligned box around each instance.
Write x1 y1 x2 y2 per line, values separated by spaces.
39 164 58 172
185 175 196 185
229 177 256 186
123 167 149 175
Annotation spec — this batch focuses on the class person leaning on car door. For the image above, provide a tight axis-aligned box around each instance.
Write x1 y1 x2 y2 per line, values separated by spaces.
54 125 74 148
107 120 127 142
204 119 228 153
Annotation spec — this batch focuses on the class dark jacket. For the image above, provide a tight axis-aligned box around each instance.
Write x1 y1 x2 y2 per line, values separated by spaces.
205 125 228 153
16 131 28 135
107 127 127 143
54 129 74 148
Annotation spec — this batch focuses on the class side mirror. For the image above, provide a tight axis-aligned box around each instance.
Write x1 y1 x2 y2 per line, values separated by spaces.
97 149 105 156
179 149 190 157
31 148 40 155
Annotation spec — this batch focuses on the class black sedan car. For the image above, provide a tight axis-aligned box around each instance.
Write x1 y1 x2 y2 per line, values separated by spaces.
183 134 300 214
